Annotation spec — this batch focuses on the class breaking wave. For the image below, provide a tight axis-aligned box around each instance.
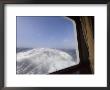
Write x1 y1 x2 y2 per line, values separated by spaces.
17 48 77 74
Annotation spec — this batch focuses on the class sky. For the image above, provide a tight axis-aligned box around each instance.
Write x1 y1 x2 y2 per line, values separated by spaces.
16 16 77 49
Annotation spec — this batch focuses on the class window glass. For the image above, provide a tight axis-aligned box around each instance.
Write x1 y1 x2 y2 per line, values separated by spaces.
16 16 80 74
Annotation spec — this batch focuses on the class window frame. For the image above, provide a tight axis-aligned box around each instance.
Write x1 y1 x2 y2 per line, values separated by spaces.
50 16 93 74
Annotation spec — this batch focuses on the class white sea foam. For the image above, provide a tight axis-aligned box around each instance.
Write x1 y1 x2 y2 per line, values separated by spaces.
17 48 78 74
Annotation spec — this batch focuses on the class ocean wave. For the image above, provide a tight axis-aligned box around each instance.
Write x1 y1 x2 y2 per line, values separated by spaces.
17 48 78 74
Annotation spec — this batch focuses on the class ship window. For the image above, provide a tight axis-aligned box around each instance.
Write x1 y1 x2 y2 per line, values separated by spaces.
16 16 80 74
